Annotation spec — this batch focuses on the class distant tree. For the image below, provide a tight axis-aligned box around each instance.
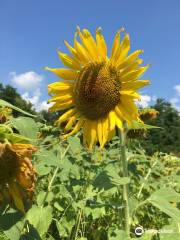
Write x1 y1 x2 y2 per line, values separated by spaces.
141 98 180 155
0 83 36 116
37 110 59 125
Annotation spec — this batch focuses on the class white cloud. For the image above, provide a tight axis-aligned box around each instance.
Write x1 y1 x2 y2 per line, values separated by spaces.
21 88 52 112
38 101 53 111
174 85 180 95
170 85 180 111
136 95 152 108
9 70 51 111
10 71 43 90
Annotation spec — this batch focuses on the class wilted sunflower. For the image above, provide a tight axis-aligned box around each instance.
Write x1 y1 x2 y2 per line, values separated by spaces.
0 143 37 212
46 27 150 149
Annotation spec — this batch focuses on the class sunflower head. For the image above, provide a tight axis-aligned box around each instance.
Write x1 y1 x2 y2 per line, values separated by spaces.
74 62 121 120
127 128 147 139
47 27 150 149
0 143 37 212
0 107 12 123
139 108 159 122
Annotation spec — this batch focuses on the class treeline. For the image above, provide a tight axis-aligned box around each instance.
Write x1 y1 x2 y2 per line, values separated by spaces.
0 83 180 155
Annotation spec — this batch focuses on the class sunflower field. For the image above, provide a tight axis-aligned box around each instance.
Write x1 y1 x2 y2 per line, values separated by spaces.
0 28 180 240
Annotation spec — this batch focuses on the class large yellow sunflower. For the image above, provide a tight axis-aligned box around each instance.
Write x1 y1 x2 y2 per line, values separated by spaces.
46 27 150 149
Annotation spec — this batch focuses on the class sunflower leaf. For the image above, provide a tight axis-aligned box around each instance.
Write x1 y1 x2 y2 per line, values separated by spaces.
0 99 36 117
130 121 161 130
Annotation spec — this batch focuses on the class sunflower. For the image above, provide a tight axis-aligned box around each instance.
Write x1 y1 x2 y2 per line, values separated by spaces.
46 27 150 149
0 143 37 212
139 108 159 122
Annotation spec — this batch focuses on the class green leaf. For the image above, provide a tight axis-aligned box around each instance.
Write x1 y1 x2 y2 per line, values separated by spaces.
148 195 180 222
67 136 82 154
11 117 39 139
37 191 54 206
56 216 75 238
0 209 23 230
0 99 35 117
130 121 161 130
35 164 51 176
4 221 23 240
35 149 60 167
150 188 180 202
108 228 128 240
4 133 31 143
0 209 24 240
26 205 52 237
160 220 180 239
105 164 130 186
54 202 64 212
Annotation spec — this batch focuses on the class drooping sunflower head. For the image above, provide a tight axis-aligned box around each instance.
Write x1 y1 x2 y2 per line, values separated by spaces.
0 143 37 212
46 27 150 149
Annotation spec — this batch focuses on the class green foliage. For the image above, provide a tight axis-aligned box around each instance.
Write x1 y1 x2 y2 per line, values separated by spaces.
0 100 180 240
141 98 180 155
0 84 36 116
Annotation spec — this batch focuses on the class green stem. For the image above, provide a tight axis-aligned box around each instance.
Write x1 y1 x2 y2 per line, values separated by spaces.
119 125 131 238
73 209 82 240
42 145 69 206
137 159 157 199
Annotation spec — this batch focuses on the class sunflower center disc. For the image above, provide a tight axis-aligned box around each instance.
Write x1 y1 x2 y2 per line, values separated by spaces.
74 62 121 120
0 144 18 184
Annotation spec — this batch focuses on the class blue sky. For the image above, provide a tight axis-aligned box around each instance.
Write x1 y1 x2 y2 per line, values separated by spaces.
0 0 180 110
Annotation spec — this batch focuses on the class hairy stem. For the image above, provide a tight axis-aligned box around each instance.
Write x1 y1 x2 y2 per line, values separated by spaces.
119 125 131 238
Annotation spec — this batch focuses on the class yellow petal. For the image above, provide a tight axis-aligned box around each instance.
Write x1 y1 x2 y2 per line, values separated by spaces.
62 117 84 138
58 51 81 70
64 40 79 58
121 80 150 91
48 93 73 103
115 105 124 119
108 129 115 141
110 28 124 60
119 59 143 76
101 117 109 148
64 113 79 131
120 90 140 99
45 67 78 80
83 120 91 148
89 120 97 150
77 27 99 60
114 34 130 65
9 182 25 213
108 111 116 131
117 50 143 69
120 95 138 119
115 113 123 129
97 119 103 147
48 82 73 94
116 104 133 123
56 108 76 125
120 65 150 82
74 34 90 64
96 27 107 61
49 100 74 112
